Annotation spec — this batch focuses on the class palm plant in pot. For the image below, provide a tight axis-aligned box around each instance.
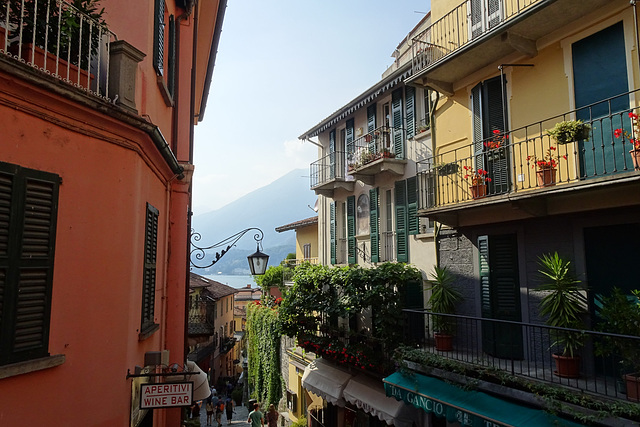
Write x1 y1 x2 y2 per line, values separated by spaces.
595 288 640 401
426 266 463 351
537 252 587 378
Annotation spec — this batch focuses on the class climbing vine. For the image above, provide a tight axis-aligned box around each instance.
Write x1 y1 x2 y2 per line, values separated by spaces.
246 301 282 406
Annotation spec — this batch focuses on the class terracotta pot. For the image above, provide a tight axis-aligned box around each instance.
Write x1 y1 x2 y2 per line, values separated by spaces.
552 353 580 378
364 134 372 142
470 182 487 199
630 149 640 171
434 333 454 352
536 167 557 187
624 373 640 402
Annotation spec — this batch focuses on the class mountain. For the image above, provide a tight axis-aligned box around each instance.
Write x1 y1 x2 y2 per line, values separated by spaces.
190 168 317 274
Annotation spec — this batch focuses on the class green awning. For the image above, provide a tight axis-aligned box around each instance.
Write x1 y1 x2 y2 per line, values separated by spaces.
383 371 585 427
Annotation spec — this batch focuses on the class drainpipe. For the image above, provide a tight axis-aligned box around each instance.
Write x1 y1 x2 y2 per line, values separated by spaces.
428 89 441 267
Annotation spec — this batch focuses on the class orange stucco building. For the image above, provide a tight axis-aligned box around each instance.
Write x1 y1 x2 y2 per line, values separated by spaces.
0 0 226 426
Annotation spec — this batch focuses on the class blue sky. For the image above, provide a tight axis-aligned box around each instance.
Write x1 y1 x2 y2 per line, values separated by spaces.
192 0 431 215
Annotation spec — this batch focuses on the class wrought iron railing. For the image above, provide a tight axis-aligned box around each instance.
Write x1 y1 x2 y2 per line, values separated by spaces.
0 0 114 98
418 90 640 209
412 0 540 75
310 150 348 188
188 298 215 335
346 125 405 171
404 310 640 403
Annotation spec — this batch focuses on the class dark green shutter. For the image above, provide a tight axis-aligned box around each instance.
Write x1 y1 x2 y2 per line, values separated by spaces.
329 202 336 264
153 0 165 76
0 163 59 365
167 15 176 97
405 86 416 139
346 119 355 162
329 130 336 179
484 77 510 194
391 89 405 159
346 196 356 264
369 188 379 263
367 104 377 153
395 181 408 262
142 203 159 331
407 176 418 235
403 280 424 343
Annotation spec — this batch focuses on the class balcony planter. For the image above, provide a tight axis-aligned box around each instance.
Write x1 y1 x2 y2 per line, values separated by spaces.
547 120 591 145
364 134 372 142
536 166 557 187
552 353 581 378
624 374 640 402
434 333 454 352
437 162 459 176
630 149 640 171
470 181 487 199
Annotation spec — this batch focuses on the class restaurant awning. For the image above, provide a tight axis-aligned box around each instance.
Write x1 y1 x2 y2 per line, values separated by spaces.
344 375 420 427
383 371 584 427
301 358 352 406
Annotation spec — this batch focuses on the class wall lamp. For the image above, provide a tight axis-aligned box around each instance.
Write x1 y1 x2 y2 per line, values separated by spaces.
190 227 269 275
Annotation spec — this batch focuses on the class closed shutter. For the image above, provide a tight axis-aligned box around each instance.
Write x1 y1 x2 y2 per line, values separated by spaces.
329 130 336 179
367 104 377 153
346 196 356 264
369 188 379 263
407 176 418 235
403 280 424 343
470 0 484 39
471 83 485 171
329 202 336 265
0 163 59 365
391 89 405 159
487 0 502 29
141 203 159 331
167 14 176 97
153 0 165 75
395 181 408 262
484 76 510 194
405 86 416 139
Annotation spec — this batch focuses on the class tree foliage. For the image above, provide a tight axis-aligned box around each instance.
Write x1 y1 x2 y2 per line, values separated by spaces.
246 302 282 406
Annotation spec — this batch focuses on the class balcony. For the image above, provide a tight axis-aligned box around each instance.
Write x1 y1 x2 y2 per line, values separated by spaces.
188 298 215 336
346 125 407 185
417 90 640 227
0 0 114 97
402 311 640 413
409 0 611 94
310 150 355 196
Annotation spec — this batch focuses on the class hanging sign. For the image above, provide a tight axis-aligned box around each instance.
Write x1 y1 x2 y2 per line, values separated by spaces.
140 382 194 408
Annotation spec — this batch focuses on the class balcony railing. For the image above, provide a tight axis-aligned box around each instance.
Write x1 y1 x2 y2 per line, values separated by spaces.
188 298 215 335
0 0 114 97
411 0 540 75
418 90 640 209
310 150 348 188
405 310 640 404
346 125 404 172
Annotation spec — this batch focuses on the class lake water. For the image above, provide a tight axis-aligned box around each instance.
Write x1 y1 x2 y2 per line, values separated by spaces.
205 274 256 289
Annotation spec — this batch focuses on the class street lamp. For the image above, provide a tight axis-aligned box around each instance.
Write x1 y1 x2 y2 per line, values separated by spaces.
190 227 269 275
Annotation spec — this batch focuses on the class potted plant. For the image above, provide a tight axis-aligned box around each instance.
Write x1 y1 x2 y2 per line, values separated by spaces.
425 266 463 351
547 120 591 145
461 165 491 199
537 252 587 378
380 148 395 159
614 112 640 170
595 287 640 401
526 146 567 187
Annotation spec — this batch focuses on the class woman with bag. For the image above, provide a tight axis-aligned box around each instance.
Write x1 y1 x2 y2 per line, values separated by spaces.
265 404 279 427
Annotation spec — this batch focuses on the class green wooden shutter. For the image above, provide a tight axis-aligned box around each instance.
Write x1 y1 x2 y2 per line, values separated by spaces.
407 176 418 235
369 188 379 263
405 86 416 139
367 104 377 153
395 180 408 262
142 203 159 331
329 202 336 264
167 14 176 97
0 163 59 365
153 0 165 76
346 196 356 264
329 130 336 179
392 89 405 159
478 235 491 319
346 118 355 160
403 280 424 343
484 76 510 195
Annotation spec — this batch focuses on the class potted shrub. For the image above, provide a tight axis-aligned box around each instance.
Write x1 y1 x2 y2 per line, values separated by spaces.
537 252 587 378
461 165 491 199
614 112 640 170
547 120 591 145
595 287 640 401
425 266 463 351
526 146 567 187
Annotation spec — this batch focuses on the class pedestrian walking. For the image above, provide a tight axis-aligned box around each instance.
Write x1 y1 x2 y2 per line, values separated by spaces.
265 404 278 427
247 402 264 427
205 398 214 426
225 395 234 424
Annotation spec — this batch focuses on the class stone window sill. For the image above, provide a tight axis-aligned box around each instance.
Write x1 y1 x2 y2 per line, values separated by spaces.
0 354 65 380
139 323 160 341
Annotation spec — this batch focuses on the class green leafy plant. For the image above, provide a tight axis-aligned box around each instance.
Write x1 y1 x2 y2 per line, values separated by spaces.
246 302 282 406
425 266 463 334
291 416 307 427
537 252 587 357
547 120 591 145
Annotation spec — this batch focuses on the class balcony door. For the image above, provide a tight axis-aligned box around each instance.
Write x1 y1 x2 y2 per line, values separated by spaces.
469 0 503 39
573 21 631 177
472 76 510 195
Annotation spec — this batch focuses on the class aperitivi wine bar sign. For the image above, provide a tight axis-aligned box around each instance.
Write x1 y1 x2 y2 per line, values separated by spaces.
140 382 194 409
